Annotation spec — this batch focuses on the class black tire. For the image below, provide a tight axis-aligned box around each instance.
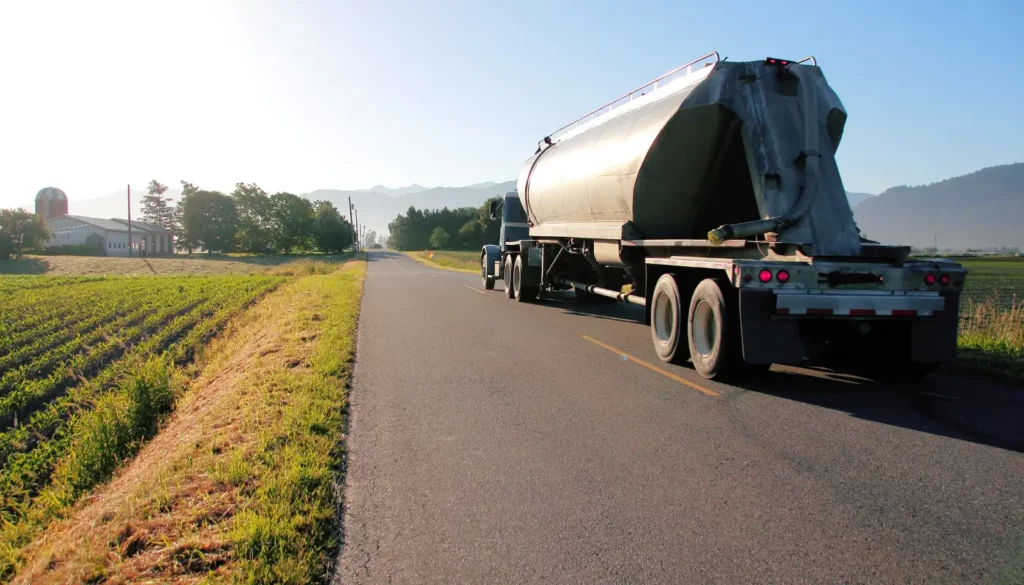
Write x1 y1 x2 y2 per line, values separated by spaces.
650 274 686 364
513 255 536 302
503 255 515 299
686 278 741 380
481 254 495 290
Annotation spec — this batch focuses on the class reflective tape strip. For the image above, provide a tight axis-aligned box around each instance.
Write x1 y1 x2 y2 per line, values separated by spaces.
774 291 938 317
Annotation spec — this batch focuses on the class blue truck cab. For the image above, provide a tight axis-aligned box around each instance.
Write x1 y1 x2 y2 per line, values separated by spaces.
480 190 528 290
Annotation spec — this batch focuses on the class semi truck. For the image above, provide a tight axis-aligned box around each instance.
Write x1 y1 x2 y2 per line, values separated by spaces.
480 52 967 380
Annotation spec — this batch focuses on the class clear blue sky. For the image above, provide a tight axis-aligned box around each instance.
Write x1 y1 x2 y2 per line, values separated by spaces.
1 0 1022 206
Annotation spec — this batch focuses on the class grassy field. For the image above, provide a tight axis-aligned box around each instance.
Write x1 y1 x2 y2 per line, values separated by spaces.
407 250 479 273
0 253 364 582
0 253 351 277
952 256 1024 382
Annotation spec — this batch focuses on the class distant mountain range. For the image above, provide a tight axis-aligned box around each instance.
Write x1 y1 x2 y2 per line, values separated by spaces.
845 191 875 208
61 163 1022 250
852 163 1023 250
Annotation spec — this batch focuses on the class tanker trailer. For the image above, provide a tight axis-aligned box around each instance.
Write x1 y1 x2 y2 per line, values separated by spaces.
481 52 966 380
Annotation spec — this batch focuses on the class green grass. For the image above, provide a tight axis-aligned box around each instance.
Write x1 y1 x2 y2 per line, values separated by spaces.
0 275 284 579
952 256 1024 383
7 259 365 583
955 256 1024 309
407 250 479 273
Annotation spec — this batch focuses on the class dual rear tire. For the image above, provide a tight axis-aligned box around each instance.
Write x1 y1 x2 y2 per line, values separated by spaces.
651 274 761 380
502 254 537 302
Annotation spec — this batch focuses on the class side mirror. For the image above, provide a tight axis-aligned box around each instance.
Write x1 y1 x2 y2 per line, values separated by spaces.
488 200 501 221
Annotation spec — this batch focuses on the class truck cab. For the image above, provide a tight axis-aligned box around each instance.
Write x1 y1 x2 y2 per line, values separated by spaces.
480 191 528 290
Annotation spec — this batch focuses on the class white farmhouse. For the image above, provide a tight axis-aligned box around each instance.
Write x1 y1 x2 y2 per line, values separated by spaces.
44 216 175 257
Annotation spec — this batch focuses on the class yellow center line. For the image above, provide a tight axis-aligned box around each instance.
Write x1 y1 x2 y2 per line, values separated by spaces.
580 334 719 397
464 285 487 294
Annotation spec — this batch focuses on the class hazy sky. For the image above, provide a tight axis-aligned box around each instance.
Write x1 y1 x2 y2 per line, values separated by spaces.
1 0 1022 209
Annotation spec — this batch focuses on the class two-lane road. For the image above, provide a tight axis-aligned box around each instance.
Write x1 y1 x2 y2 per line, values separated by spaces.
336 250 1024 584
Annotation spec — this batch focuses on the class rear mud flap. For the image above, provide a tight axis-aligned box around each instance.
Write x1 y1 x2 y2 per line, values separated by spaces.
910 291 961 363
739 289 804 364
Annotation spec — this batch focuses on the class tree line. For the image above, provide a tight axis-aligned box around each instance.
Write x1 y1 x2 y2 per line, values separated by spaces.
142 180 356 254
386 197 502 251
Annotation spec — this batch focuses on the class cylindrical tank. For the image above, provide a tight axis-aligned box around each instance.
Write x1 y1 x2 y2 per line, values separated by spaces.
517 57 862 256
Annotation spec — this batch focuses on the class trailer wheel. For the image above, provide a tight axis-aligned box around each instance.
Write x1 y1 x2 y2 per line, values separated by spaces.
503 255 515 298
650 274 686 364
513 255 536 302
481 254 495 290
686 278 738 379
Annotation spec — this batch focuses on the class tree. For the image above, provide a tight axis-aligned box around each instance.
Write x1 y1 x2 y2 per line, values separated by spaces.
141 180 173 228
311 200 353 253
269 192 313 253
178 190 238 254
173 181 200 253
0 209 51 258
429 226 450 249
386 201 498 250
232 182 273 253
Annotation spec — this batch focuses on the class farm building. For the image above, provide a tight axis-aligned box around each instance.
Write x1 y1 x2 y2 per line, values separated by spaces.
44 216 175 257
34 187 174 256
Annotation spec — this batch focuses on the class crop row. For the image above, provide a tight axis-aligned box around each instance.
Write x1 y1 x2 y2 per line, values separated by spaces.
0 280 273 428
0 275 109 296
0 278 206 339
0 282 202 374
0 275 283 525
0 283 224 394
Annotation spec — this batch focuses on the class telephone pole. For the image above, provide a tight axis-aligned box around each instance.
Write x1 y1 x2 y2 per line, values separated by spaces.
126 184 132 258
348 197 356 245
354 209 360 249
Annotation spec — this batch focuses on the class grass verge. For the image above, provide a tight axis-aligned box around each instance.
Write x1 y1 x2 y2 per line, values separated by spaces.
11 259 365 583
406 250 479 273
955 298 1024 385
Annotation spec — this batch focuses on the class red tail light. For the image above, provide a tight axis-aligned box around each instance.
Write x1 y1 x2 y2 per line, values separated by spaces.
924 273 936 285
776 270 790 283
759 269 772 283
940 274 950 285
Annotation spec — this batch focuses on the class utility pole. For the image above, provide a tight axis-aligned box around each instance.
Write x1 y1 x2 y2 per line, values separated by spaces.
126 184 132 258
348 197 356 245
355 209 360 249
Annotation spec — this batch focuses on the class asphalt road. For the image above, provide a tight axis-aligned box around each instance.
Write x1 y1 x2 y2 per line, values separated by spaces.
336 250 1024 585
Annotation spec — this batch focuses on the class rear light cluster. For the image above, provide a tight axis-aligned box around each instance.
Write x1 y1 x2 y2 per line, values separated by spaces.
757 269 790 284
924 273 951 287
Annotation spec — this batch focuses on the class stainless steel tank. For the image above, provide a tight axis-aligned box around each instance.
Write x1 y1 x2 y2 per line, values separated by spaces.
517 54 862 256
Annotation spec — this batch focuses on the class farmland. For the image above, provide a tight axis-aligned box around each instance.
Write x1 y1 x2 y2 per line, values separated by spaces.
0 272 284 577
0 253 351 277
954 256 1024 382
956 256 1024 308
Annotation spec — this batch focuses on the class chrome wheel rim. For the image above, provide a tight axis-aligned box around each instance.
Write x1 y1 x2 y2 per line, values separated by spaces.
654 291 674 343
693 300 717 357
